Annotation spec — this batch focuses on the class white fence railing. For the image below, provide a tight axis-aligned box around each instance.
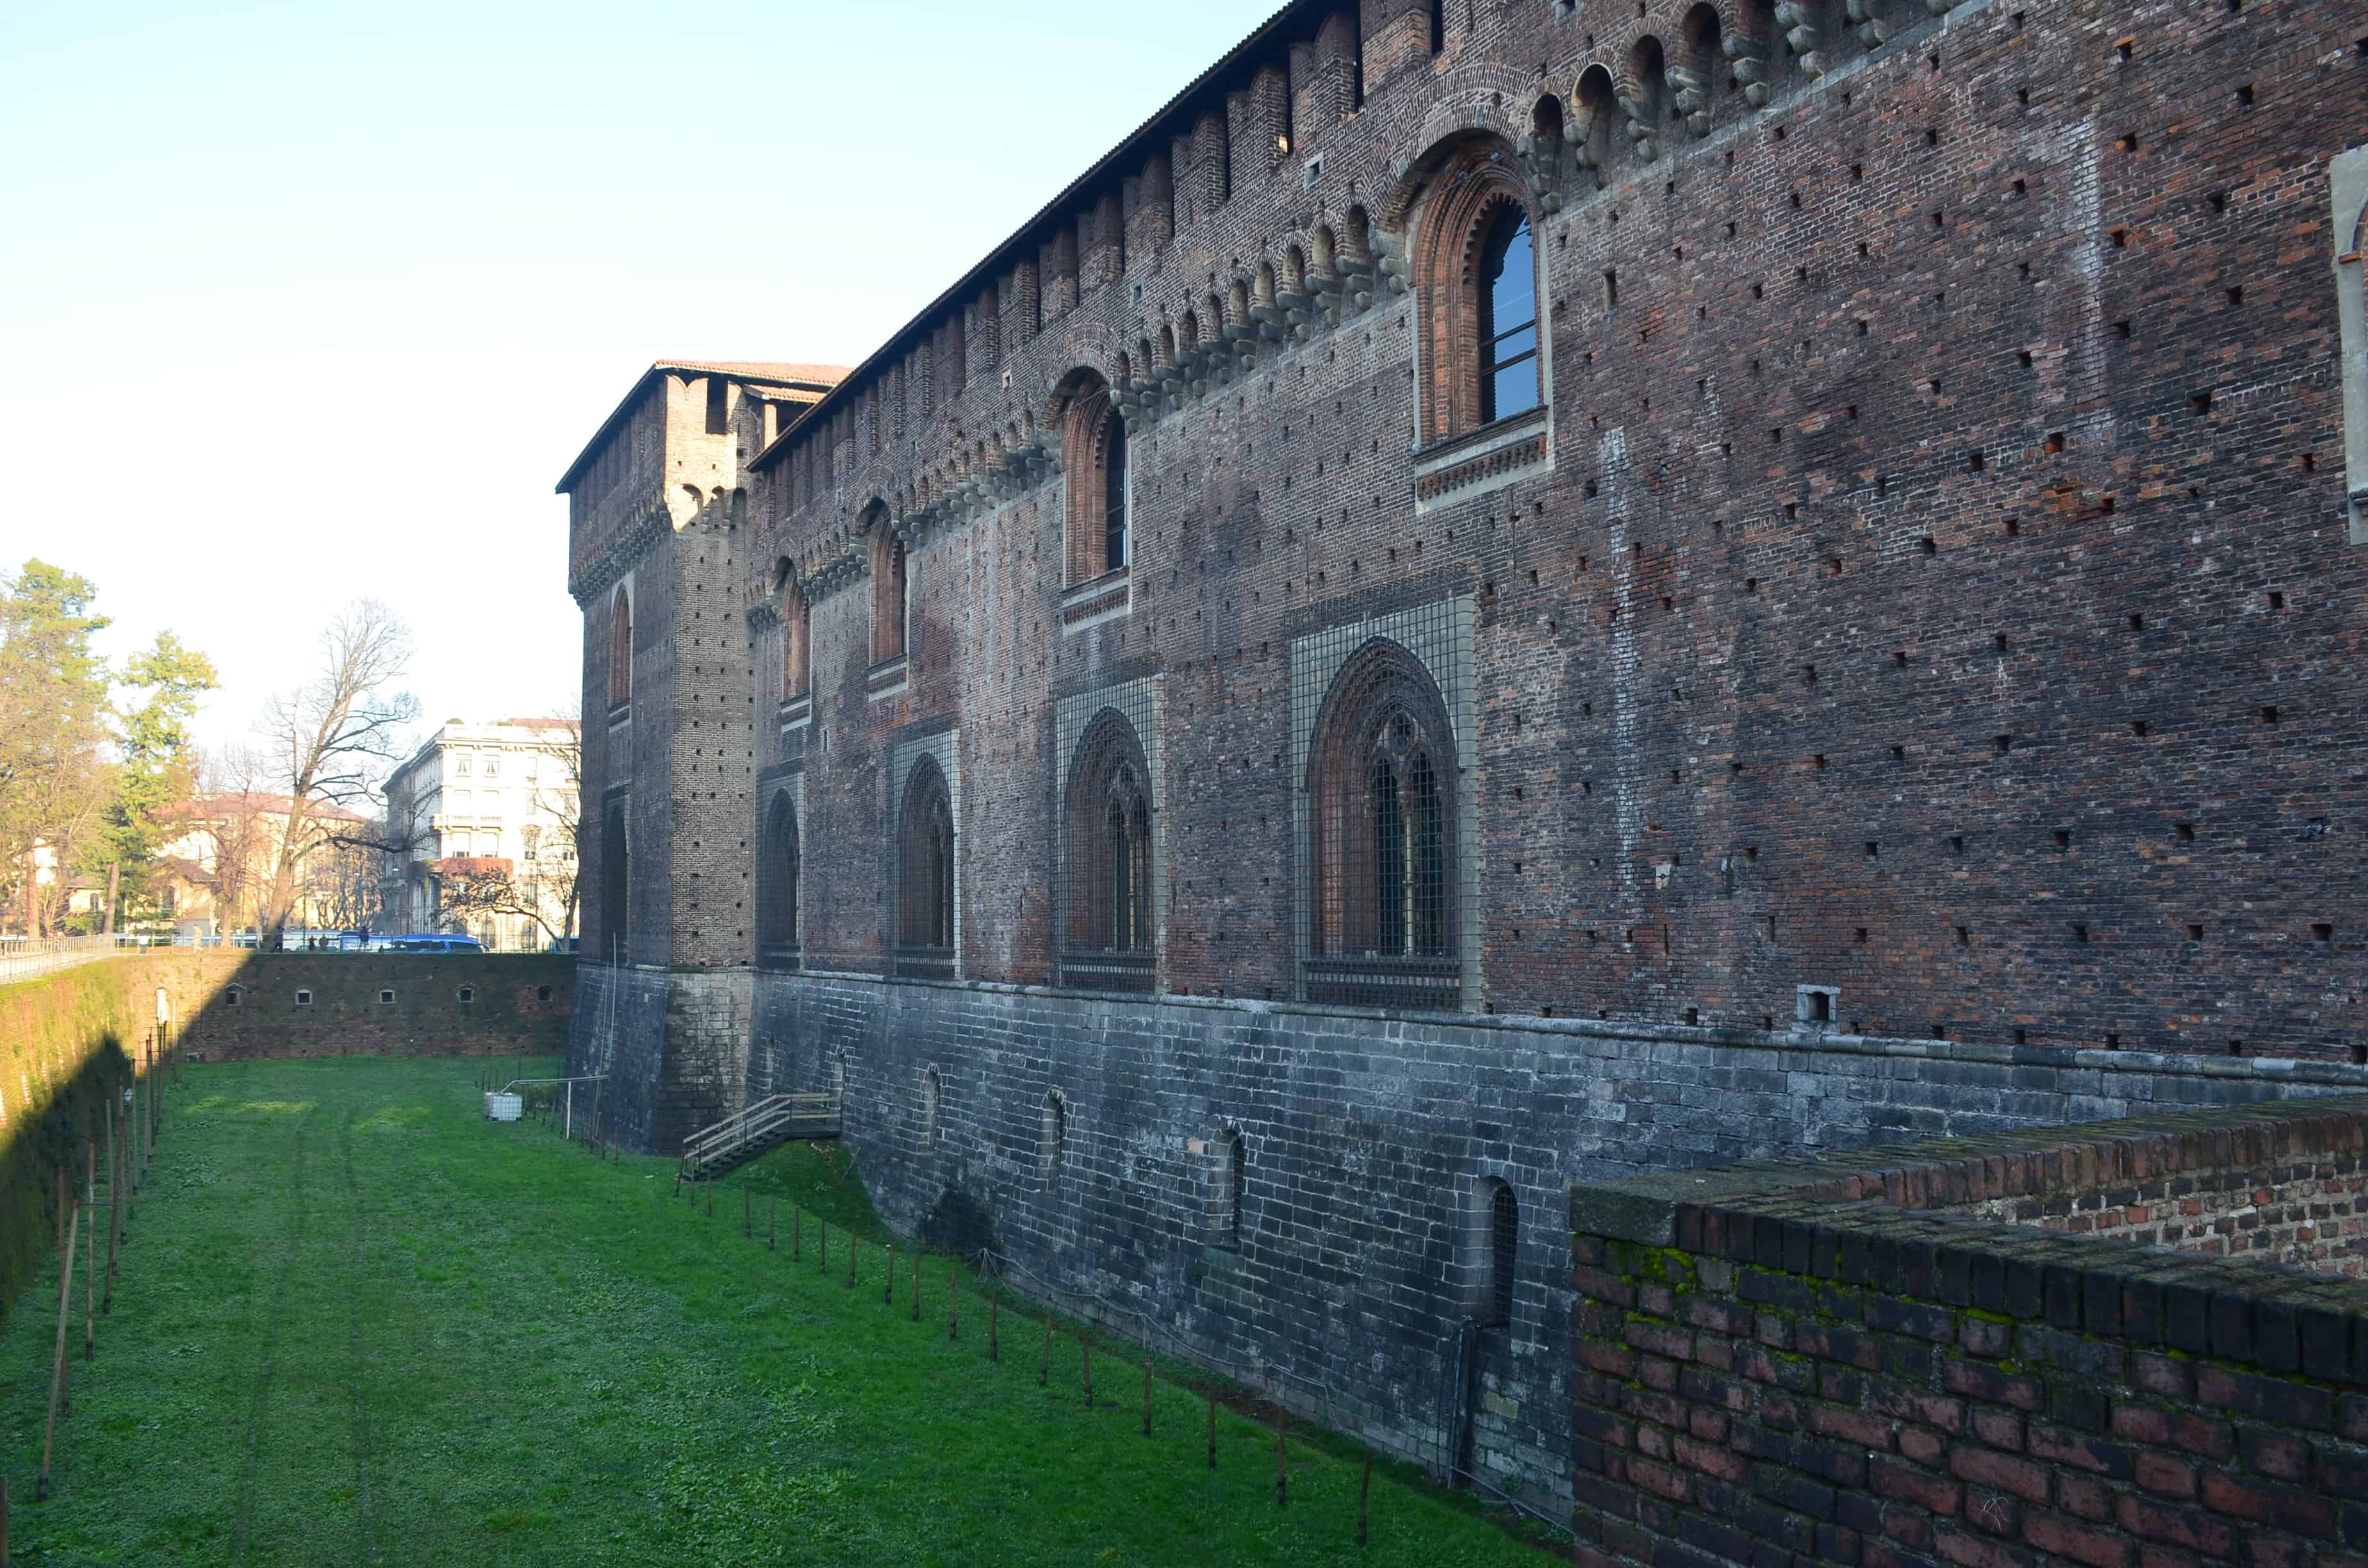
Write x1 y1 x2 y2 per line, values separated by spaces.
0 934 148 986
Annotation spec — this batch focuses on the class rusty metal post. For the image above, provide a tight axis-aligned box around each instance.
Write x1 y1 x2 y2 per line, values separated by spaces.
1081 1329 1093 1407
1357 1453 1374 1548
1039 1311 1052 1387
885 1245 895 1305
911 1246 921 1322
768 1198 777 1251
1275 1410 1288 1507
948 1268 957 1341
1208 1392 1217 1469
1142 1359 1153 1437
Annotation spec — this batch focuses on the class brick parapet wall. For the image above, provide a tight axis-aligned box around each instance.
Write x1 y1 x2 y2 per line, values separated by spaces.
1570 1098 2368 1567
175 954 575 1062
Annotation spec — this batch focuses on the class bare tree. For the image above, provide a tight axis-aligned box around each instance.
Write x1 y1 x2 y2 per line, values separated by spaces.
257 600 419 939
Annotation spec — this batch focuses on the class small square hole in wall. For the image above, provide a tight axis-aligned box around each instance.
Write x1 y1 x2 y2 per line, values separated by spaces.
458 986 476 1004
2188 924 2205 942
227 988 243 1007
295 990 313 1007
1797 985 1838 1025
2175 822 2196 842
537 984 553 1002
2313 922 2335 945
379 990 395 1004
2235 83 2254 106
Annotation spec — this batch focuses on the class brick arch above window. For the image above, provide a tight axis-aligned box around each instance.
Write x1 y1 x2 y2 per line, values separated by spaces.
1408 138 1545 445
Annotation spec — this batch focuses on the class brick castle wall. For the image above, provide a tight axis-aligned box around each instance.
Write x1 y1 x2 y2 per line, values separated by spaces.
680 972 2368 1511
1568 1097 2368 1567
175 954 575 1062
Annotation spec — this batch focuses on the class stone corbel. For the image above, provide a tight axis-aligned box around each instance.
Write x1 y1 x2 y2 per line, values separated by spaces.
1618 96 1659 163
1775 1 1826 76
1845 0 1889 48
1668 67 1713 138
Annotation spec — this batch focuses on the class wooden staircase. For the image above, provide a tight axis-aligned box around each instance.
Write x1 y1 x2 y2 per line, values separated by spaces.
678 1092 841 1180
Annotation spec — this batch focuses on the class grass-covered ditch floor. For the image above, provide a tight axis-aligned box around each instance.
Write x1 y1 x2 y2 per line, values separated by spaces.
1 1056 1550 1565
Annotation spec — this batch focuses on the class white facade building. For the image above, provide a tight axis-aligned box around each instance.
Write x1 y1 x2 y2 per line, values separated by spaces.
381 717 580 950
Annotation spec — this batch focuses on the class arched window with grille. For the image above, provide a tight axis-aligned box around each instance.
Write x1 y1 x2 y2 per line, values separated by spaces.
895 756 954 977
1477 1179 1518 1328
1059 372 1128 584
1305 639 1459 1010
1060 708 1154 992
607 585 632 712
757 791 800 971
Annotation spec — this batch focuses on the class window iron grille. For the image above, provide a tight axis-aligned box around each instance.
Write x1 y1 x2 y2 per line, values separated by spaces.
1060 708 1154 992
895 757 954 979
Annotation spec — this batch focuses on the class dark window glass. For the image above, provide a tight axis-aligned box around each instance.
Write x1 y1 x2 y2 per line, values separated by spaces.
1488 1182 1518 1327
1103 415 1128 570
1477 208 1538 422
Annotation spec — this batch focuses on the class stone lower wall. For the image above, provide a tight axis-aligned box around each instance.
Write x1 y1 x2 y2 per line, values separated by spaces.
707 968 2368 1512
1567 1097 2368 1568
564 963 748 1154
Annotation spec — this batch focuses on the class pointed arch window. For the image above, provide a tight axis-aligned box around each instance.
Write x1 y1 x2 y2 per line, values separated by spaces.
1477 1179 1518 1328
895 757 954 978
1061 373 1128 584
1306 641 1459 1010
758 791 800 972
607 585 632 712
868 508 907 665
1060 709 1154 992
782 573 810 702
1411 145 1547 445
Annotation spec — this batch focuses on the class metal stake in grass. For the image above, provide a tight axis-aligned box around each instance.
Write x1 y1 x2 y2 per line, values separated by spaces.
1081 1328 1093 1407
1357 1453 1374 1548
817 1218 826 1272
793 1206 802 1261
846 1230 857 1288
948 1268 958 1341
1207 1392 1217 1469
885 1245 895 1305
988 1289 998 1360
39 1198 79 1501
743 1189 751 1239
911 1246 921 1322
1142 1359 1153 1437
1039 1311 1052 1387
82 1141 95 1361
768 1198 777 1251
3 1471 11 1565
103 1106 120 1311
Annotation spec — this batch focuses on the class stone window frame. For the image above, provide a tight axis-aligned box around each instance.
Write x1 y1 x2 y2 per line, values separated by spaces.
294 990 313 1008
1407 138 1554 451
457 986 475 1004
377 988 395 1005
2331 146 2368 546
757 777 804 973
887 730 961 979
1055 370 1130 587
920 1064 942 1145
1053 678 1165 993
1290 596 1480 1011
1207 1127 1246 1250
1461 1172 1522 1333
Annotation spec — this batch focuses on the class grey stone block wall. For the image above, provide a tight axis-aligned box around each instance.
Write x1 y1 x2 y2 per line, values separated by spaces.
741 974 2368 1512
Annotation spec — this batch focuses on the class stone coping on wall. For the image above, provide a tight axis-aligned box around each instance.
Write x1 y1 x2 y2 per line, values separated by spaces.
1570 1096 2368 1387
714 961 2368 1094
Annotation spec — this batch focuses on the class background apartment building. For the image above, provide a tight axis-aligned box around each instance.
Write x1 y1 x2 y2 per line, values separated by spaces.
381 717 580 949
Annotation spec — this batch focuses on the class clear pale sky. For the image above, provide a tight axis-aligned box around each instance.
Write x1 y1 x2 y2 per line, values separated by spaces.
0 0 1278 752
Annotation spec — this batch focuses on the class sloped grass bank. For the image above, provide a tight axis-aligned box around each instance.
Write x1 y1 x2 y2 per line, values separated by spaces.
1 1056 1549 1565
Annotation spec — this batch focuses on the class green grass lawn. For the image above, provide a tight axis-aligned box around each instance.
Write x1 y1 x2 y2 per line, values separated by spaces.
0 1056 1552 1565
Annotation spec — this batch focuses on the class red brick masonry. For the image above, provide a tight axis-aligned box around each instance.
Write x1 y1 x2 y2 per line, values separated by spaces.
1568 1097 2368 1568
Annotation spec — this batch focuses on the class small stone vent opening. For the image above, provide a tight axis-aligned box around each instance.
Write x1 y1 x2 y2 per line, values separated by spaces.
1209 1129 1246 1250
1470 1177 1518 1330
921 1066 941 1143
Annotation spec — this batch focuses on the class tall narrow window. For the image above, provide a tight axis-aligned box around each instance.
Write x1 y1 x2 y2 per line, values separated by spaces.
600 801 629 963
896 757 954 977
868 506 906 664
704 375 728 435
1478 208 1539 423
1306 640 1459 1010
1061 709 1154 991
607 586 632 711
782 571 810 699
1429 0 1445 53
1483 1180 1518 1328
1060 372 1128 584
758 792 800 971
1103 416 1129 570
1211 1129 1246 1248
1039 1092 1067 1186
